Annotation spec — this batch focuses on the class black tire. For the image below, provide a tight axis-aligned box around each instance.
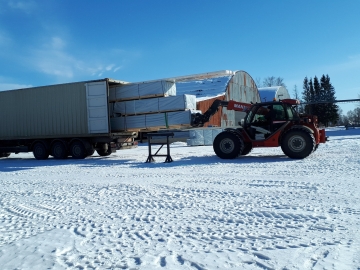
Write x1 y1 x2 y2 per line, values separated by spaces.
87 148 95 157
0 152 10 158
70 141 87 159
241 143 253 156
51 141 68 159
96 148 112 157
96 143 112 157
313 144 319 152
281 129 315 159
33 142 49 160
213 131 244 159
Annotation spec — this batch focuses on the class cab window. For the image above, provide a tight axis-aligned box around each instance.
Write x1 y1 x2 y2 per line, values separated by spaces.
272 104 286 120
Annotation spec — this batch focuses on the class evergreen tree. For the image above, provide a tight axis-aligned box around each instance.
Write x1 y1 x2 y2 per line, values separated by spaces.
293 85 302 113
302 77 311 114
308 78 315 114
302 74 339 126
313 76 322 122
320 74 339 126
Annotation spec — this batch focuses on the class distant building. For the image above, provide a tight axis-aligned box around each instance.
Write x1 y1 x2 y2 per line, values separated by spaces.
258 86 290 102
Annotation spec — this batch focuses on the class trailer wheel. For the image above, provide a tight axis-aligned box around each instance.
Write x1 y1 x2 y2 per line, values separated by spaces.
96 149 111 157
87 148 95 157
0 152 10 158
96 143 112 157
33 142 49 160
70 141 87 159
51 141 68 159
213 131 244 159
281 129 315 159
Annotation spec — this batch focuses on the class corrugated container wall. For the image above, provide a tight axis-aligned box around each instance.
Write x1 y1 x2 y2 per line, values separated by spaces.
0 82 89 139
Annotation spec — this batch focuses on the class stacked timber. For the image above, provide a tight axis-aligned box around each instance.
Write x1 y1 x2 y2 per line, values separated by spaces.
109 80 197 131
110 111 193 131
187 128 223 146
109 80 176 102
112 95 196 115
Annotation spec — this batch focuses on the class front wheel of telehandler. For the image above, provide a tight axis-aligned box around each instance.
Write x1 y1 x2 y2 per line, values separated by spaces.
240 143 253 156
281 129 315 159
213 131 244 159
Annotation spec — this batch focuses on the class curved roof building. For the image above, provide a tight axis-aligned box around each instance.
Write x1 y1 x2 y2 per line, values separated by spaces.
258 86 290 102
172 70 260 127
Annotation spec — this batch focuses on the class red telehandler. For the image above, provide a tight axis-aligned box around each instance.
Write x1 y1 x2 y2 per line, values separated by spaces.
191 99 327 159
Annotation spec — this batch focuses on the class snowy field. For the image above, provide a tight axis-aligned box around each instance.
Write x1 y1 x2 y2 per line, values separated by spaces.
0 128 360 270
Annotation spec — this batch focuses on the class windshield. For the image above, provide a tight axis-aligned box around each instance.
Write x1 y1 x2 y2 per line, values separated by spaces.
285 104 300 120
244 105 263 126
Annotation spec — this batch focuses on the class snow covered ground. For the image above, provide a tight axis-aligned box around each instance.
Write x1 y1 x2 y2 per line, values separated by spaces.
0 128 360 270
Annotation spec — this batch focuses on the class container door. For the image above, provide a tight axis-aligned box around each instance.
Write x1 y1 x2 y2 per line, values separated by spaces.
85 81 109 134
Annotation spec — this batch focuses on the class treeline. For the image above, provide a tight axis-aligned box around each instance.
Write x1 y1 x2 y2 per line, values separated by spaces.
301 75 339 127
338 107 360 126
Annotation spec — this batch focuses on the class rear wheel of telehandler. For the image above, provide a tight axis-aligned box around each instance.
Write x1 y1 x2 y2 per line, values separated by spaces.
281 129 315 159
213 131 244 159
33 142 49 160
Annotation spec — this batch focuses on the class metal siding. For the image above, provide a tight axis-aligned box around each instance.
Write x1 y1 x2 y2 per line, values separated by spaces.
86 81 109 134
197 96 225 127
175 76 232 100
0 82 91 139
222 71 260 127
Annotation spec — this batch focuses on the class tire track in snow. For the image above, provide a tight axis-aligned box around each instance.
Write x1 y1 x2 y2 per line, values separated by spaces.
1 151 358 270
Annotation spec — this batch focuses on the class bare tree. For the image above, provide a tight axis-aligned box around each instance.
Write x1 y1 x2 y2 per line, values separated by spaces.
255 77 262 88
293 85 299 99
275 77 286 88
262 76 286 88
262 76 276 87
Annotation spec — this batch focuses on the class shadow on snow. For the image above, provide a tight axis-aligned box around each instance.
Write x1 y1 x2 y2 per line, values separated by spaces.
0 153 292 172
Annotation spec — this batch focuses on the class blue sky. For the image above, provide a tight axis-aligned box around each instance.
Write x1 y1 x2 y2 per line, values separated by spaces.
0 0 359 113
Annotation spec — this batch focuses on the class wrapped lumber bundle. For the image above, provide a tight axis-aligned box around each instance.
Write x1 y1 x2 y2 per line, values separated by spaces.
187 128 223 146
113 94 196 115
110 110 193 131
109 80 176 102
